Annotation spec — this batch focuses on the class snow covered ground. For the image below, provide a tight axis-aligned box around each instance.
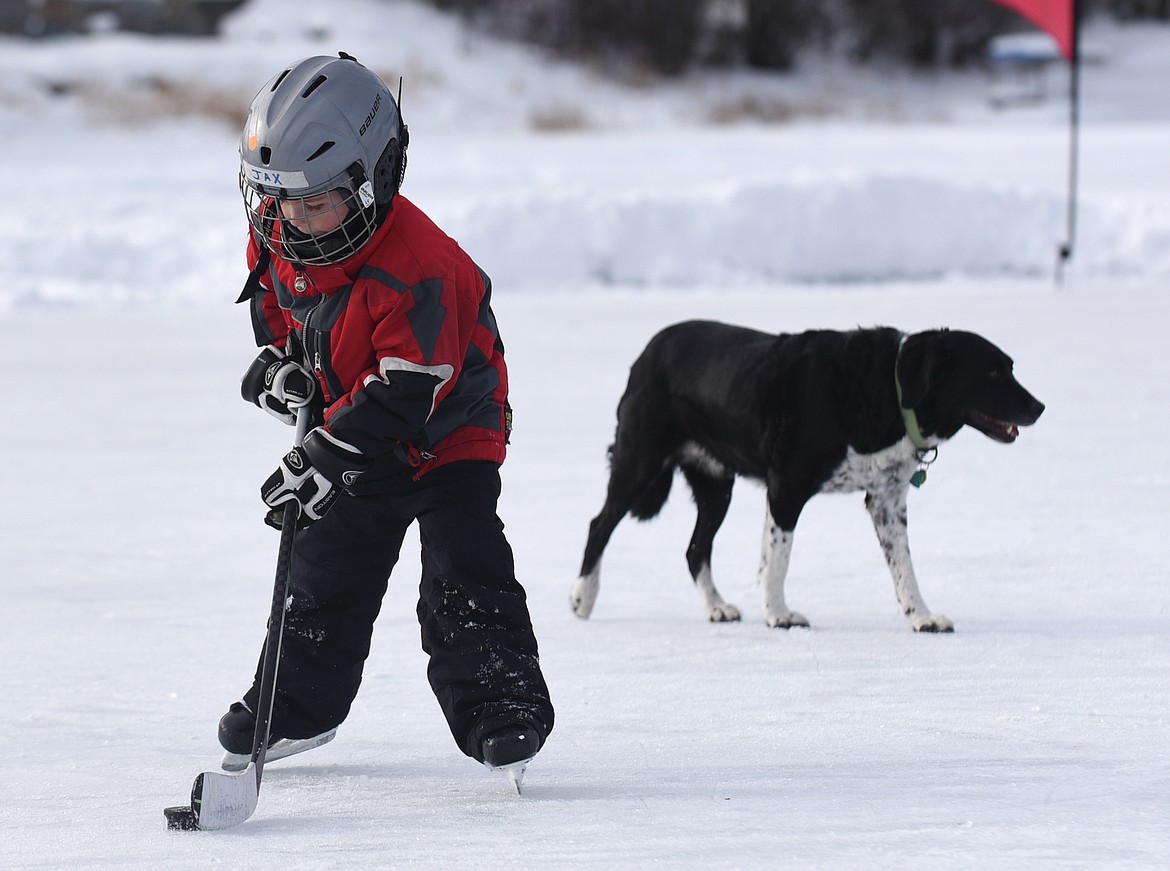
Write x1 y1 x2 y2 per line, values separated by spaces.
1 1 1167 868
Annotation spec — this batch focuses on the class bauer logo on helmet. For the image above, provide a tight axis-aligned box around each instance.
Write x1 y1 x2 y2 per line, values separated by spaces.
358 92 382 137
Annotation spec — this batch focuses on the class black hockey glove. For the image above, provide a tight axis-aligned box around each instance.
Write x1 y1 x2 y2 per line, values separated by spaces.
241 344 316 426
261 428 372 528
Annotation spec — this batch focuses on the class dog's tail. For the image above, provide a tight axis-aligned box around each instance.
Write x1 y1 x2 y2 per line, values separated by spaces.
628 462 675 520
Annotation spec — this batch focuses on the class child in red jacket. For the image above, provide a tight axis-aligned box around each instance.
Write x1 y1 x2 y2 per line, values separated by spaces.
221 53 553 785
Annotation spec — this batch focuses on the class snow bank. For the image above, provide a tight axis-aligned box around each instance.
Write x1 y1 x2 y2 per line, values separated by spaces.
3 145 1165 312
444 172 1169 288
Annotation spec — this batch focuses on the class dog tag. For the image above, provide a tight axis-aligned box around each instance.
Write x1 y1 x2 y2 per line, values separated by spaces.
910 469 927 488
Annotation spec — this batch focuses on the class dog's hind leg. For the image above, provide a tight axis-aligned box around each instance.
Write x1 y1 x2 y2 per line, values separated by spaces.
681 465 740 622
571 458 674 620
574 374 681 619
864 487 953 633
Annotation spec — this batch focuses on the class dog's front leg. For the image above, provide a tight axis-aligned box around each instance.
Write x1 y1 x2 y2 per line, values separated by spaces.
864 488 953 633
758 504 808 629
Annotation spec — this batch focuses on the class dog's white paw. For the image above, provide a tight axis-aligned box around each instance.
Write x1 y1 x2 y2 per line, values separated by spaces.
706 602 742 622
911 613 954 633
569 574 599 619
764 609 809 629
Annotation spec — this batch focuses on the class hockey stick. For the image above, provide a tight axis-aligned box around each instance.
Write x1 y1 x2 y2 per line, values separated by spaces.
165 404 310 831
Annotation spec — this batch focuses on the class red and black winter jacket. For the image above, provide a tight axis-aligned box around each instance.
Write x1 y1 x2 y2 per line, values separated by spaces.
240 195 509 486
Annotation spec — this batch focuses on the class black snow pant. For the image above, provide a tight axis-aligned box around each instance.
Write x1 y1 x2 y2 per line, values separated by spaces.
239 460 554 762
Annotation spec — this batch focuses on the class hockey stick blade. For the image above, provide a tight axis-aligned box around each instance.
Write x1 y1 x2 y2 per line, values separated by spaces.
190 763 259 830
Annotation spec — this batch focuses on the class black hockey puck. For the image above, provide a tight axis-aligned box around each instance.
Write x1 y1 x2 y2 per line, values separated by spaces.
164 805 200 831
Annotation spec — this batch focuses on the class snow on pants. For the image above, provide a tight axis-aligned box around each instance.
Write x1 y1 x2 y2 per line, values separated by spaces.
240 460 554 762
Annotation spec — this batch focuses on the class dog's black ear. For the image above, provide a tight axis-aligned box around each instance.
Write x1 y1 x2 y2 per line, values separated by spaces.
897 332 936 409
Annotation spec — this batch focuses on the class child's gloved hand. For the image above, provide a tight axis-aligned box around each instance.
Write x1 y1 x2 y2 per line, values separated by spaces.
241 344 316 426
261 428 370 528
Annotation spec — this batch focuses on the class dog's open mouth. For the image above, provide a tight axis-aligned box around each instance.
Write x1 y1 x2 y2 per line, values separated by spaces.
967 411 1021 443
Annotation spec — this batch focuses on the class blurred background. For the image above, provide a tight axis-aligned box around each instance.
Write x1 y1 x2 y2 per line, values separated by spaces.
1 0 1166 309
3 0 1168 74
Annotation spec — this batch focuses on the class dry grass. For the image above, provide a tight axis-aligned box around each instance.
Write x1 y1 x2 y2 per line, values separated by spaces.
706 93 835 125
31 56 449 130
528 103 590 132
371 56 448 99
55 76 248 128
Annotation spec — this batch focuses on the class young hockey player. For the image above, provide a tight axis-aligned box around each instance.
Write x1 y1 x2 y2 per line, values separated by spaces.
221 52 554 786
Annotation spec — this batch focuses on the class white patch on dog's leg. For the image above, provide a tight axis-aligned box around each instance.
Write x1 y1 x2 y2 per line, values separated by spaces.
758 506 808 629
570 567 600 619
695 564 741 622
866 489 953 633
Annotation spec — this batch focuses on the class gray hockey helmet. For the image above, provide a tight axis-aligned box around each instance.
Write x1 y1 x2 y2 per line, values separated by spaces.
239 53 408 266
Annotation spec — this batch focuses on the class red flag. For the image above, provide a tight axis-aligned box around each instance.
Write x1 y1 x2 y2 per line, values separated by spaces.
990 0 1076 60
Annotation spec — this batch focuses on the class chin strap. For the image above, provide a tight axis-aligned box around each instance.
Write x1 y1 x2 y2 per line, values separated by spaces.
895 338 938 488
236 246 272 304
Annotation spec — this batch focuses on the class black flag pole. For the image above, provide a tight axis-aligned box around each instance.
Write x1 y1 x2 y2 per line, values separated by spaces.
1056 0 1081 283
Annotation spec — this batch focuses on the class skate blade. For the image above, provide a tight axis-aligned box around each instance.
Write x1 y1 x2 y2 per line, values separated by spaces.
486 757 533 795
221 728 338 772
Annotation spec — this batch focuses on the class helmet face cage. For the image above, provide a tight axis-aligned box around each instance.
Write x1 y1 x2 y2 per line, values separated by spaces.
240 176 378 267
239 54 406 267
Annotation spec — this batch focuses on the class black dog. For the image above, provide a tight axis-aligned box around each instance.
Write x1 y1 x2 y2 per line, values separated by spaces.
571 321 1044 632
